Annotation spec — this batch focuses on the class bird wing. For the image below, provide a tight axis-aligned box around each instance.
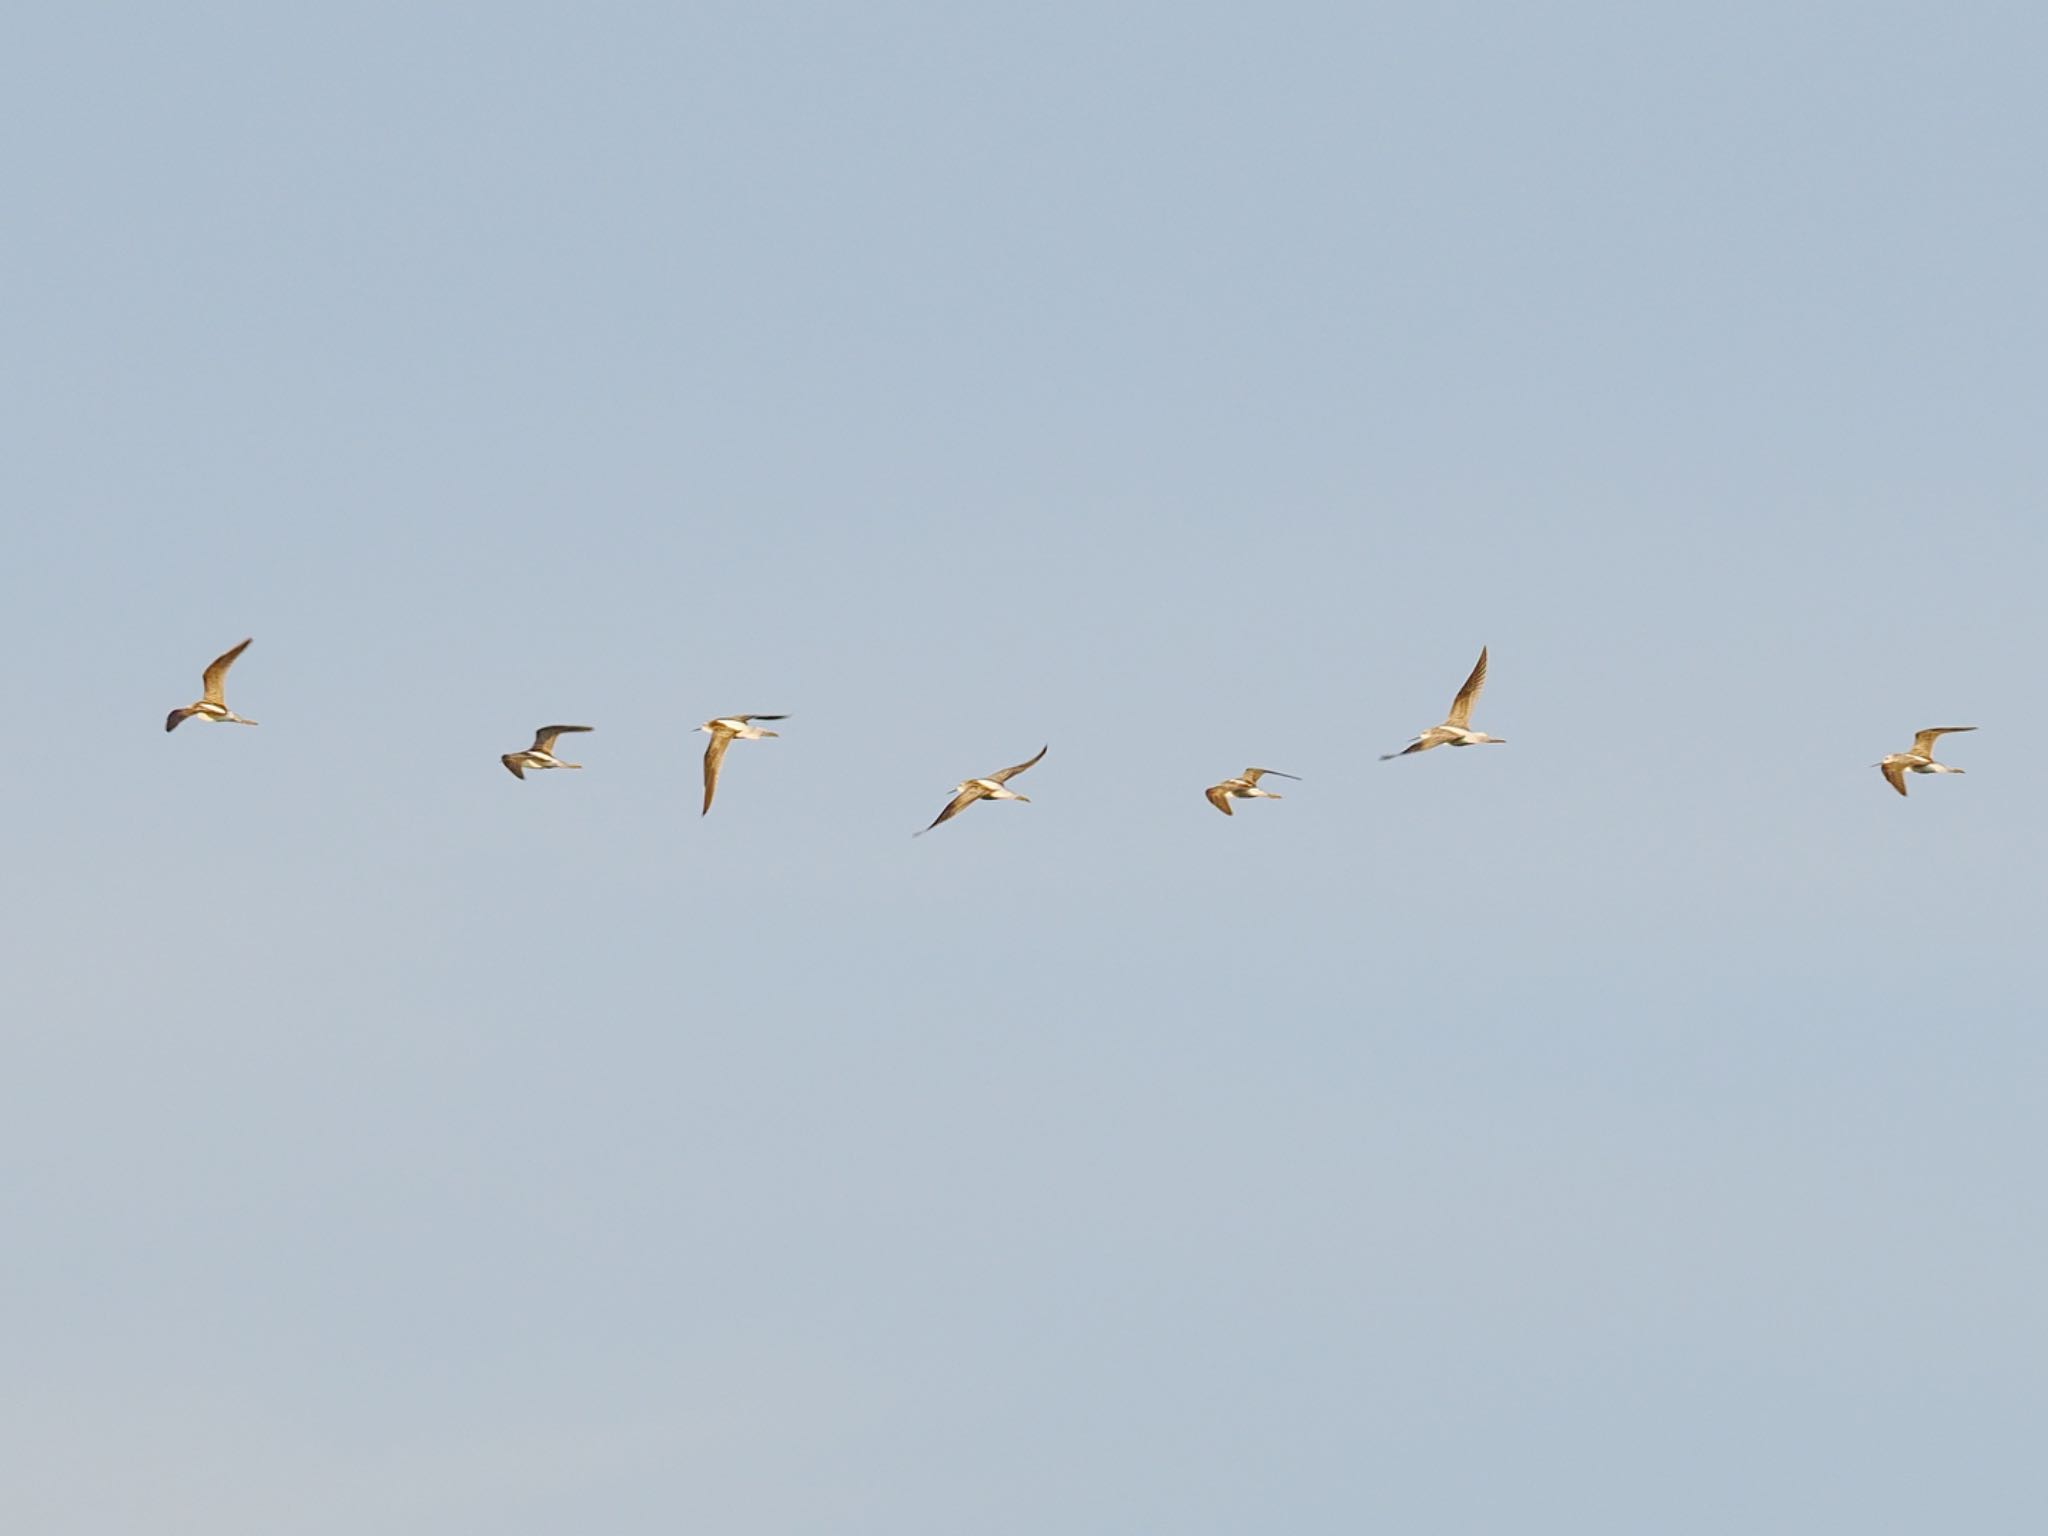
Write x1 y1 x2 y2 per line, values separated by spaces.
201 638 253 704
1205 784 1235 815
532 725 592 754
701 730 732 815
1911 726 1975 755
165 707 194 732
1881 761 1907 797
917 785 984 835
736 714 788 724
986 745 1048 785
502 754 527 780
1445 647 1488 727
1242 767 1301 783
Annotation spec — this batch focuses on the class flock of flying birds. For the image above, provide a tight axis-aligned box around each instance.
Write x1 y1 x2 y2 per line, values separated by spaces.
163 637 1980 823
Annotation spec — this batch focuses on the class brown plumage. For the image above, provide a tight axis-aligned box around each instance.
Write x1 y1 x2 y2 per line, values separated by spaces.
165 638 256 731
918 745 1047 835
1381 646 1504 758
501 725 593 780
1876 727 1975 797
698 715 788 816
1204 767 1300 816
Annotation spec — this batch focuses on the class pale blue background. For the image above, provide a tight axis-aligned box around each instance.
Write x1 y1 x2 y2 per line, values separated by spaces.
4 3 2044 1532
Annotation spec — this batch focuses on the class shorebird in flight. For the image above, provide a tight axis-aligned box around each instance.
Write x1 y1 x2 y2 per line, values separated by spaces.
1381 646 1504 758
917 745 1047 835
165 638 258 732
1876 727 1975 797
697 714 787 815
1205 767 1300 816
502 725 592 780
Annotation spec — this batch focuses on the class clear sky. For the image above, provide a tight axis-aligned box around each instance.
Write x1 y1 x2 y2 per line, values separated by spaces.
5 3 2045 1532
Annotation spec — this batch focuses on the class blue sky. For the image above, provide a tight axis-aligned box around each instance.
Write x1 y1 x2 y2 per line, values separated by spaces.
5 3 2045 1532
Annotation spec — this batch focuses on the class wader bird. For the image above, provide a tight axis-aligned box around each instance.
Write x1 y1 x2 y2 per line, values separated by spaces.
696 715 787 816
502 725 592 780
1205 767 1300 816
1381 646 1503 758
917 745 1047 835
165 638 258 732
1876 727 1975 797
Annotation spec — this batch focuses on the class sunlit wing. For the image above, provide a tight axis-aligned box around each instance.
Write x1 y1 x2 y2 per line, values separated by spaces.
201 638 253 704
987 745 1047 785
1446 647 1488 727
918 786 983 835
701 731 732 815
532 725 591 755
1911 726 1975 755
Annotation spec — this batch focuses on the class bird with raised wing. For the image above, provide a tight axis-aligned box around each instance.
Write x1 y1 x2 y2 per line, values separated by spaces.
1876 727 1975 797
1205 767 1300 816
917 745 1047 835
165 638 258 732
696 714 787 816
1381 646 1504 758
502 725 593 780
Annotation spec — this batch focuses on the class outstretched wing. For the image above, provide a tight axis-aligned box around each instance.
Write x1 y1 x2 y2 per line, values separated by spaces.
917 786 984 835
201 638 253 704
1880 761 1907 797
532 724 592 754
987 745 1048 785
735 714 788 724
1911 726 1975 755
701 731 732 815
1446 647 1488 727
1242 767 1300 784
1205 783 1235 815
502 754 527 780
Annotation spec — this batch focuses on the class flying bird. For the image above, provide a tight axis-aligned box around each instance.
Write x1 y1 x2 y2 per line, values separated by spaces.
917 745 1047 835
1205 767 1300 816
1875 726 1975 797
1381 646 1504 758
502 725 592 780
696 714 787 815
165 638 258 731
